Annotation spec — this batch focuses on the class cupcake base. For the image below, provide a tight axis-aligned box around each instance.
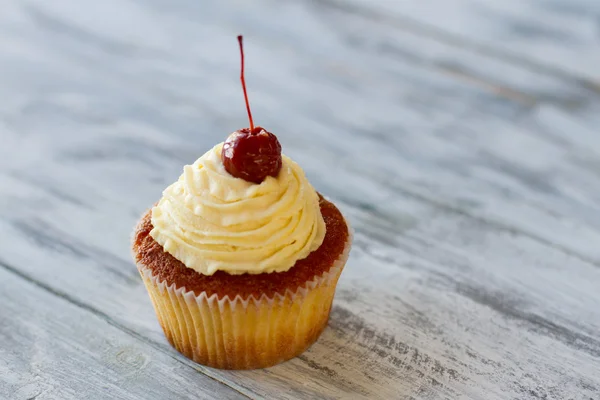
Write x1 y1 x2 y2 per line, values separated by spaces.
137 236 350 369
133 196 352 369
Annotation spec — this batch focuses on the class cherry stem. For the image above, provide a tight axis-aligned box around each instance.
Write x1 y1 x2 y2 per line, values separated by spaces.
237 35 254 132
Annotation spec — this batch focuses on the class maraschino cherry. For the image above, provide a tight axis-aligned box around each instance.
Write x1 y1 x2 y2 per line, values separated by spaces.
222 35 282 184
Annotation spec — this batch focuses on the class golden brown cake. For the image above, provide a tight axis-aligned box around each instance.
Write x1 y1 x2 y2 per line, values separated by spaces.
132 196 350 369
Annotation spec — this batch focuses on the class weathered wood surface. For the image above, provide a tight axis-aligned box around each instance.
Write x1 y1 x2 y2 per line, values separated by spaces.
1 0 599 399
321 0 600 84
0 267 244 400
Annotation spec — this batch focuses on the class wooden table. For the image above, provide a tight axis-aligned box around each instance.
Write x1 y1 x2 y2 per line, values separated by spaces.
1 0 599 399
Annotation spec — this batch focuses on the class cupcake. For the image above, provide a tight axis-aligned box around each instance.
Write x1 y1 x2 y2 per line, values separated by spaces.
132 36 352 370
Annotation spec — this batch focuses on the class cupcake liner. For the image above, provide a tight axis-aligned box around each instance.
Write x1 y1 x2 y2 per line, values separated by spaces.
136 228 352 370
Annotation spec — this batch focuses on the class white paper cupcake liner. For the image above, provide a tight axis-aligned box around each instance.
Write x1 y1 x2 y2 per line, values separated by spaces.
136 224 353 370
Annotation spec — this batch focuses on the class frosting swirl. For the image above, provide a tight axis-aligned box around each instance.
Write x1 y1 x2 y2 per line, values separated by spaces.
150 143 326 275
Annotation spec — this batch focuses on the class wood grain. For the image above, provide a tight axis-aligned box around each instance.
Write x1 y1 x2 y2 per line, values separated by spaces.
316 0 600 85
0 265 246 400
0 0 599 399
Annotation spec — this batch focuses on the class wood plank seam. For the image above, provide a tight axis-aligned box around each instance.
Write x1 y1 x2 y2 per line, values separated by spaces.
309 0 600 94
0 258 257 400
335 170 600 270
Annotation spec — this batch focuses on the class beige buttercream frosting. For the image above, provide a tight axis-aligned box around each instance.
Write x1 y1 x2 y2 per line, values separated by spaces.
150 143 326 276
